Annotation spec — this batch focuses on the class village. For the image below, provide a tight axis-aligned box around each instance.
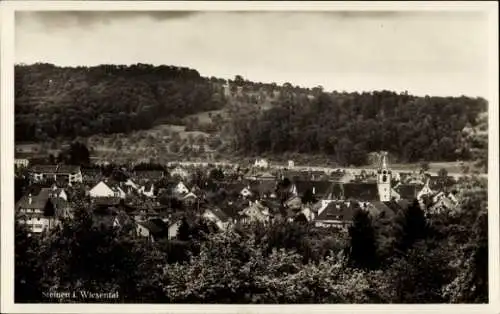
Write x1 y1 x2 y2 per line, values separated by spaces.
15 151 463 241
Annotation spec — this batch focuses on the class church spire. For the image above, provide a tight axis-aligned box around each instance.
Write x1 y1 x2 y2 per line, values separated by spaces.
377 151 392 202
379 151 389 170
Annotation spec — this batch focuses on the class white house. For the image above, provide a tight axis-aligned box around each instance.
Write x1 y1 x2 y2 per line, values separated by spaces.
50 185 68 201
139 183 155 198
417 179 434 201
170 167 189 179
240 186 253 198
124 179 139 191
288 160 295 168
203 208 230 230
89 181 126 199
168 220 182 239
254 158 269 169
173 182 190 195
15 158 30 169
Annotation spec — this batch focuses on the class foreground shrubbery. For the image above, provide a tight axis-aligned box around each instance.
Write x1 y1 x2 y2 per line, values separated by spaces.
15 178 487 303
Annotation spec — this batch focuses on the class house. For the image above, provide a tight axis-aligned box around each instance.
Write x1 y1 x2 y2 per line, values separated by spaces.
249 180 277 199
256 171 275 181
294 180 332 200
203 208 231 230
49 184 68 201
89 181 126 199
309 170 327 181
429 196 456 214
56 165 83 184
281 170 309 182
124 179 140 191
134 170 165 181
137 218 170 242
288 160 295 168
138 182 155 198
284 195 302 210
301 207 316 221
239 186 254 198
330 171 355 183
170 167 189 179
82 168 103 185
168 219 182 239
254 158 269 169
173 181 190 195
314 201 356 230
182 192 199 207
16 188 57 233
92 206 133 230
30 165 58 182
15 158 30 169
395 184 421 201
417 179 434 201
331 183 380 202
239 201 271 224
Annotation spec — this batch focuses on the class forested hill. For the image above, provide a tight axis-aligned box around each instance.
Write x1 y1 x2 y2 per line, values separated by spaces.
15 63 488 166
15 63 227 141
228 90 488 165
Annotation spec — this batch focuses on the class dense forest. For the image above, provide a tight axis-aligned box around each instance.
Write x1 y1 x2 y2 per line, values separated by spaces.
15 64 488 166
15 176 488 303
229 91 488 166
15 63 226 140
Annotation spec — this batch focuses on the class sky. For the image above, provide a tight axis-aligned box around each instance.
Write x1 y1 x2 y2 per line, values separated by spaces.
15 10 491 98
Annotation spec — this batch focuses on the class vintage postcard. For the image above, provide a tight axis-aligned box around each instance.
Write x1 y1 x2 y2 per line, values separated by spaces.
1 1 499 313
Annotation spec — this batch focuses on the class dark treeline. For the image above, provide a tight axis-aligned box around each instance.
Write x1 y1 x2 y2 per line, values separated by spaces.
16 64 487 166
15 63 226 141
229 91 487 166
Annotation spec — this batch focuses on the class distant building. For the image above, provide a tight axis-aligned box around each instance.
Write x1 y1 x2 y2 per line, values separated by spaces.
15 158 30 169
288 160 295 168
30 164 82 185
254 158 269 169
170 166 189 179
16 188 57 234
89 181 126 199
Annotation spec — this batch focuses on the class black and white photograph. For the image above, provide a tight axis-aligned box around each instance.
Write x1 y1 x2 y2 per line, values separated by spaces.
1 1 499 312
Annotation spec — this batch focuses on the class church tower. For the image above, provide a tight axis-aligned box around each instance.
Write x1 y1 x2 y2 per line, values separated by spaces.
377 151 392 202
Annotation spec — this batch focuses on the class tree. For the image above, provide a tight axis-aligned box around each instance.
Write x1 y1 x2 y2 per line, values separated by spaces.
347 208 379 270
301 188 317 205
395 200 428 254
420 162 430 173
208 168 224 181
177 217 191 241
58 142 90 165
15 221 42 302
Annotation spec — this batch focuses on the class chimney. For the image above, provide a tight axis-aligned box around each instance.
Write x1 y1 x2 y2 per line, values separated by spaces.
28 193 32 205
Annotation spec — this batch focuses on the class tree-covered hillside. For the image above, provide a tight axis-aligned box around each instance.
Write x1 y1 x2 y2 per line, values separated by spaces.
15 63 227 141
15 64 488 166
228 90 488 166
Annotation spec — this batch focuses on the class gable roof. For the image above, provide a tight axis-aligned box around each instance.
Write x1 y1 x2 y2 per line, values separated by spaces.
249 180 277 195
57 165 81 174
30 165 58 174
366 201 394 218
396 184 422 200
134 170 165 180
343 183 379 202
316 201 356 221
206 207 230 222
16 188 52 210
139 218 169 235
